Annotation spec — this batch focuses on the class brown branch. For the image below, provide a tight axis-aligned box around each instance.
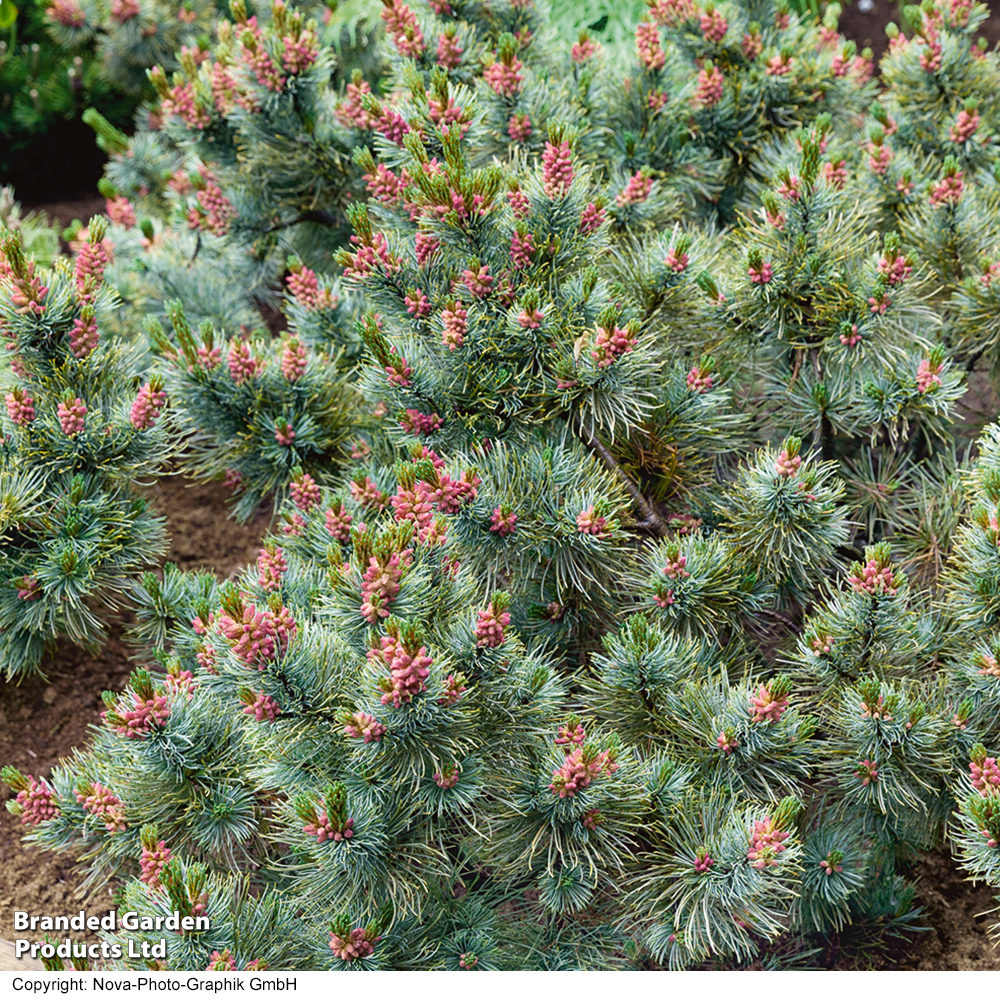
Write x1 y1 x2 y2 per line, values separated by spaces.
575 420 668 536
762 608 797 630
788 348 803 390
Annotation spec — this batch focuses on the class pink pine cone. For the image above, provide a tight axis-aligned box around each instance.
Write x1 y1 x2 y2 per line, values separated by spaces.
58 398 87 437
971 757 1000 794
747 817 790 868
9 262 48 315
542 140 574 199
437 32 463 68
572 37 600 61
304 811 353 843
400 409 443 436
508 190 531 219
205 951 237 973
404 289 432 318
433 766 460 789
665 248 690 273
616 171 653 207
483 57 524 97
700 6 727 39
508 114 532 142
549 747 617 798
74 239 111 297
579 202 606 234
749 684 789 724
16 575 41 601
694 64 724 106
916 358 942 393
370 634 432 707
929 172 963 206
592 325 636 368
290 473 322 512
381 0 424 57
15 778 60 826
462 264 493 299
519 307 544 329
438 674 467 707
510 230 536 269
877 254 913 286
556 723 586 747
257 546 288 591
576 506 610 538
774 450 801 477
385 353 413 387
69 312 100 359
5 390 35 426
490 508 518 537
281 339 308 381
391 483 434 530
636 22 665 70
950 109 981 144
716 730 737 754
286 266 329 310
350 477 387 510
281 513 304 537
415 231 440 267
325 504 353 543
329 928 379 962
427 469 479 514
140 839 172 888
360 550 413 622
848 559 897 596
130 382 167 430
274 422 296 446
47 0 86 26
687 367 712 392
441 301 468 350
105 193 137 224
475 602 511 648
854 759 879 786
344 712 386 743
217 604 277 667
377 109 410 146
693 850 714 873
106 694 171 738
823 160 848 189
77 782 127 833
228 340 263 384
243 691 282 722
336 78 375 129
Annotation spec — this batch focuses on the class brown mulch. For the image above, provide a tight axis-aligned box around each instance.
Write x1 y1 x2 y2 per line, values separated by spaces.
893 854 1000 970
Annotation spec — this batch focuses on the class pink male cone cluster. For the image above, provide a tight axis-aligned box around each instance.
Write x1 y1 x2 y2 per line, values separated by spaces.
15 778 60 826
130 382 167 430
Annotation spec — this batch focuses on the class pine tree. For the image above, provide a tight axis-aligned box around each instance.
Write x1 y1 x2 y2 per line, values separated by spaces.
145 296 359 520
607 0 877 223
0 219 170 677
11 0 1000 972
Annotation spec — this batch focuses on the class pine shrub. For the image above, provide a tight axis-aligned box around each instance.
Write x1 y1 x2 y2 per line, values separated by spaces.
7 0 1000 972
